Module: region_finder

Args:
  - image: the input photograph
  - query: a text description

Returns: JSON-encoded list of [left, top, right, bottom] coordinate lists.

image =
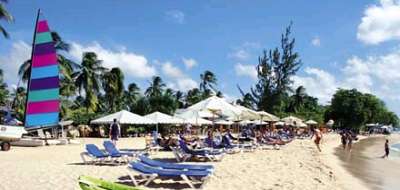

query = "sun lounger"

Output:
[[178, 140, 224, 162], [78, 175, 139, 190], [103, 141, 137, 162], [223, 136, 256, 152], [80, 144, 121, 164], [138, 155, 214, 171], [127, 161, 212, 189]]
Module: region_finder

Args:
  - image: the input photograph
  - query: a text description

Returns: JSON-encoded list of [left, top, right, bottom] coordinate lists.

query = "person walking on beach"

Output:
[[311, 127, 322, 152], [109, 118, 120, 146], [382, 139, 390, 158], [340, 131, 347, 150], [347, 131, 353, 152]]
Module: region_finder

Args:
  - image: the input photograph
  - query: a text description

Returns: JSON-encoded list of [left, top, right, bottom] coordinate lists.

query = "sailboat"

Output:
[[0, 10, 60, 151]]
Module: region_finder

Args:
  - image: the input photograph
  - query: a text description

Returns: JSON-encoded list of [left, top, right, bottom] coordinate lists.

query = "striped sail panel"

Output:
[[30, 65, 58, 79], [26, 100, 59, 114], [34, 42, 56, 55], [36, 20, 49, 33], [29, 76, 59, 90], [25, 112, 59, 127], [32, 53, 57, 68], [25, 19, 59, 128], [28, 89, 59, 102], [35, 32, 53, 44]]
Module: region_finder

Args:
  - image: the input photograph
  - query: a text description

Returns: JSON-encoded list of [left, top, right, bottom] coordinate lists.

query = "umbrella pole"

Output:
[[156, 123, 158, 133]]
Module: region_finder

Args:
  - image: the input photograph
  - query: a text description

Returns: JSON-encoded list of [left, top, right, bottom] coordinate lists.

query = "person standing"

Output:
[[382, 139, 390, 158], [340, 131, 347, 150], [109, 118, 120, 146]]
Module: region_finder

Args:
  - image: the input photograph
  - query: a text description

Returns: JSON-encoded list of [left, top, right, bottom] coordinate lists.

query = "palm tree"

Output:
[[0, 0, 13, 38], [236, 93, 254, 109], [145, 76, 165, 98], [11, 87, 26, 120], [0, 68, 9, 105], [200, 70, 217, 93], [73, 52, 106, 113], [185, 88, 203, 106], [288, 86, 306, 113], [174, 90, 185, 109], [125, 82, 141, 111], [103, 67, 124, 112]]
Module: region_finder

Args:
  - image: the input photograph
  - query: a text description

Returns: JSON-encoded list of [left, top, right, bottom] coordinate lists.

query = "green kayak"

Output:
[[78, 175, 140, 190]]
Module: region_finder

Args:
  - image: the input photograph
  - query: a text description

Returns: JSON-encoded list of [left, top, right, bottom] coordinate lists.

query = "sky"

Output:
[[1, 0, 400, 115]]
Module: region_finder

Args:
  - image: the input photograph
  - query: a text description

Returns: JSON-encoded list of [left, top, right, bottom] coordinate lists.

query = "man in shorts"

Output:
[[109, 118, 120, 146]]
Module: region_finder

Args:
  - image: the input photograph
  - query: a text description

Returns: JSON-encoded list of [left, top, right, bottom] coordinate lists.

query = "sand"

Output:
[[0, 134, 369, 190]]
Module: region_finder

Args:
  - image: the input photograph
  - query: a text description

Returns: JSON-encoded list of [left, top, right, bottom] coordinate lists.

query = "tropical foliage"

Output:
[[0, 0, 13, 38], [325, 89, 399, 131], [249, 24, 301, 115]]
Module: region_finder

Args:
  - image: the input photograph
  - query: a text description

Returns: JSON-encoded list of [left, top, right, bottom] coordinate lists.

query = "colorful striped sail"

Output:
[[25, 19, 59, 128]]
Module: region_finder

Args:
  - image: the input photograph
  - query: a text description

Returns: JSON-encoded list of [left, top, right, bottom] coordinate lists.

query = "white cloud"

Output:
[[182, 57, 197, 69], [234, 63, 257, 80], [161, 61, 197, 91], [357, 0, 400, 44], [228, 41, 260, 61], [229, 49, 250, 60], [293, 48, 400, 113], [311, 36, 321, 47], [292, 68, 338, 104], [0, 41, 31, 86], [165, 10, 185, 24], [69, 42, 156, 79]]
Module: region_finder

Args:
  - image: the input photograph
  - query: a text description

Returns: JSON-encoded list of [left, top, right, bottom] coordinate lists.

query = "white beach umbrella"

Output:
[[187, 96, 242, 119], [257, 111, 280, 122], [175, 110, 213, 126], [281, 116, 304, 126], [275, 121, 285, 126], [145, 111, 185, 132], [305, 120, 318, 125], [90, 110, 156, 125], [214, 119, 234, 125], [234, 105, 260, 120], [326, 119, 334, 127], [144, 111, 185, 124]]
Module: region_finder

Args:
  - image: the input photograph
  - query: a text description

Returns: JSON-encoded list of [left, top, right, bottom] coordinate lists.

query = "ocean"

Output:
[[335, 135, 400, 190]]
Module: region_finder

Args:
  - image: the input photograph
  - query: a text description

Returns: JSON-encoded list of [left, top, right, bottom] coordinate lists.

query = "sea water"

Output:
[[390, 142, 400, 157], [336, 136, 400, 190]]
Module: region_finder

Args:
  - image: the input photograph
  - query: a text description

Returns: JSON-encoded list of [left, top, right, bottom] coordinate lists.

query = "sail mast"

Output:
[[23, 9, 41, 127]]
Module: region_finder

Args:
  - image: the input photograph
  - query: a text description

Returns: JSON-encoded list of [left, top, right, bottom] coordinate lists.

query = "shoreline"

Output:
[[334, 134, 400, 190], [320, 134, 369, 190]]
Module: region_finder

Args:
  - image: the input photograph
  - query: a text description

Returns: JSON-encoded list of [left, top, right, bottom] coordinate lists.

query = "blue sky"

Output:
[[1, 0, 400, 115]]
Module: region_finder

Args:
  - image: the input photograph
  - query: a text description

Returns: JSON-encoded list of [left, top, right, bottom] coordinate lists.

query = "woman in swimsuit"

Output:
[[313, 127, 322, 152]]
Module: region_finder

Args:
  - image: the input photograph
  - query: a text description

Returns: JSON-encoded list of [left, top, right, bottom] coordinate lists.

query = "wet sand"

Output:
[[335, 134, 400, 190]]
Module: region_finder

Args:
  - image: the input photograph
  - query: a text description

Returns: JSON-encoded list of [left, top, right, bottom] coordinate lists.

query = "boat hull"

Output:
[[0, 125, 27, 142]]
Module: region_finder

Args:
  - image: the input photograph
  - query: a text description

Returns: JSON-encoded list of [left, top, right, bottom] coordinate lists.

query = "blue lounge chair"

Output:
[[138, 155, 214, 171], [127, 161, 212, 188], [80, 144, 120, 164], [223, 135, 256, 152], [103, 141, 137, 161], [178, 140, 224, 162]]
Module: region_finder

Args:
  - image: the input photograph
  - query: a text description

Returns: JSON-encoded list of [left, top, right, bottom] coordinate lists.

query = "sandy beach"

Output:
[[0, 134, 369, 190]]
